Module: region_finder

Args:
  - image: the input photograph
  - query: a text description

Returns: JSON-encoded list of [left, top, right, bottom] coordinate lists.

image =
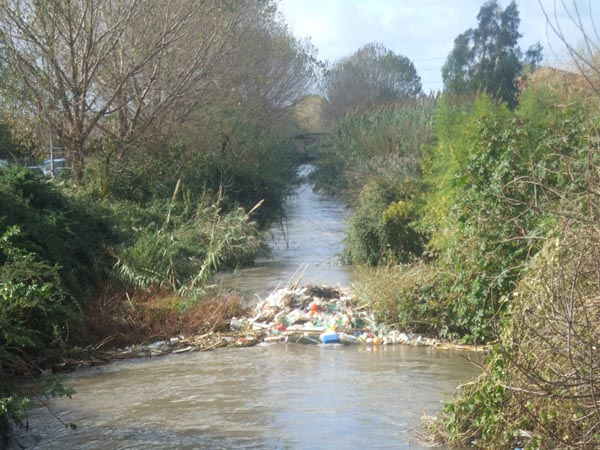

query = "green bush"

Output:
[[182, 115, 301, 226], [0, 167, 115, 302], [415, 92, 586, 341], [434, 226, 600, 449], [0, 226, 75, 440], [311, 99, 434, 270], [0, 226, 74, 353], [430, 83, 600, 448], [343, 179, 425, 265], [353, 89, 592, 343], [431, 350, 510, 447]]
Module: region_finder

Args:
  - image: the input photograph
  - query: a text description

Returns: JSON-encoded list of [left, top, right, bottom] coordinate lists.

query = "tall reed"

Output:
[[311, 96, 436, 201]]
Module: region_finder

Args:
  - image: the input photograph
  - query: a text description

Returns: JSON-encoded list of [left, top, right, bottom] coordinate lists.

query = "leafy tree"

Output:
[[224, 6, 319, 118], [324, 43, 422, 118], [442, 0, 542, 107]]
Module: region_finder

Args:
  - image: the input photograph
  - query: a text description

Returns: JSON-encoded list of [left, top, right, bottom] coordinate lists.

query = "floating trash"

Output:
[[234, 284, 437, 347]]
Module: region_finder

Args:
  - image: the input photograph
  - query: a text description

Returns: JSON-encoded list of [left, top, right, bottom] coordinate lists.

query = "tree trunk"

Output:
[[68, 139, 86, 182]]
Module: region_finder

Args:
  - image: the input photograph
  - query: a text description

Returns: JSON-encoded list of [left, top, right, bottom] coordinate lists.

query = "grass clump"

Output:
[[353, 262, 442, 332]]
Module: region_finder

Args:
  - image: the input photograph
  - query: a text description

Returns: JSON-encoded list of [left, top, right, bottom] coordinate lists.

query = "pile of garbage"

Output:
[[64, 285, 483, 371], [107, 285, 486, 363], [114, 331, 262, 359], [230, 285, 436, 347]]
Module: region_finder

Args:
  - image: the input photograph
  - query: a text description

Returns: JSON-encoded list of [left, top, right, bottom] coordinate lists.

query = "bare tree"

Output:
[[0, 0, 237, 179], [209, 3, 319, 125], [102, 1, 242, 151], [539, 0, 600, 97], [180, 1, 320, 153]]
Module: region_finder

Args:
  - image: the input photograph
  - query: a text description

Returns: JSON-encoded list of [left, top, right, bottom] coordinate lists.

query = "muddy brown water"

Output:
[[15, 165, 481, 449]]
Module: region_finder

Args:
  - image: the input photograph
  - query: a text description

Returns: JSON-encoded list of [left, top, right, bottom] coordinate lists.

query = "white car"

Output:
[[42, 158, 70, 178]]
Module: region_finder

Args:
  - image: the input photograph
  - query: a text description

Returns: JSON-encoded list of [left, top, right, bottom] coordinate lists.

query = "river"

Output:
[[15, 165, 479, 449], [221, 165, 353, 298]]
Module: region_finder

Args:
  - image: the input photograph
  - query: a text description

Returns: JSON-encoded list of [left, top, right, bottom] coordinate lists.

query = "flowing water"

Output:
[[15, 165, 480, 449], [221, 165, 353, 298], [19, 345, 478, 450]]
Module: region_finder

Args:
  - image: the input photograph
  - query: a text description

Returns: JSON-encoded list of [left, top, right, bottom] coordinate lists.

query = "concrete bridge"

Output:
[[294, 132, 330, 158]]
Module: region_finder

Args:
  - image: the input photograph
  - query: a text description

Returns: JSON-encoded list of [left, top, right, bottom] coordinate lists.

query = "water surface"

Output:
[[19, 345, 479, 449], [222, 165, 353, 298]]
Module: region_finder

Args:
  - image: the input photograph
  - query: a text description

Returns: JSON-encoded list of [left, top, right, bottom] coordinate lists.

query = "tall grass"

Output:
[[311, 97, 436, 201], [114, 195, 265, 300]]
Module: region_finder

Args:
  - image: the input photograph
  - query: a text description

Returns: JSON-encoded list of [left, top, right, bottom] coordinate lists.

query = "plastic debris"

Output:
[[320, 331, 340, 344], [236, 285, 439, 347]]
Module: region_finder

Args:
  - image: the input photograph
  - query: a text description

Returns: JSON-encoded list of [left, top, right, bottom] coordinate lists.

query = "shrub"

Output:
[[0, 226, 75, 441], [415, 92, 589, 342], [432, 80, 600, 448], [0, 226, 74, 355], [343, 179, 425, 265], [0, 167, 115, 302], [115, 201, 265, 297], [433, 226, 600, 449], [85, 113, 301, 227]]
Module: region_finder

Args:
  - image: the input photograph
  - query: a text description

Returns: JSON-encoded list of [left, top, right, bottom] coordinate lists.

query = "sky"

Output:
[[279, 0, 597, 93]]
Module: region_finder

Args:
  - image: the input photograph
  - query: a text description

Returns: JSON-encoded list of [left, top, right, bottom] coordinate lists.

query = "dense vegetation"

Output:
[[0, 0, 317, 442], [318, 69, 599, 450], [1, 0, 598, 448]]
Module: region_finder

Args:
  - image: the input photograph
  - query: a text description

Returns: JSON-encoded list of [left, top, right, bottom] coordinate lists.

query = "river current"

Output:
[[16, 165, 479, 449]]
